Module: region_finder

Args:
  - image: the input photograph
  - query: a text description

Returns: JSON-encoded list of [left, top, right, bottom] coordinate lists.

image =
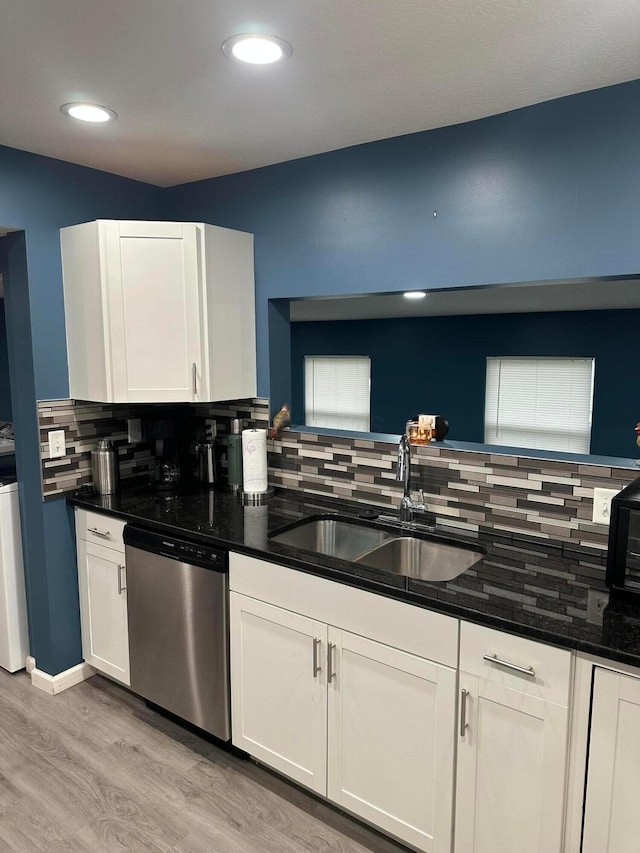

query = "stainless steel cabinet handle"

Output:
[[117, 564, 126, 595], [483, 653, 536, 678], [192, 363, 197, 395], [312, 637, 321, 678], [327, 642, 336, 683], [460, 688, 469, 737], [87, 527, 111, 539]]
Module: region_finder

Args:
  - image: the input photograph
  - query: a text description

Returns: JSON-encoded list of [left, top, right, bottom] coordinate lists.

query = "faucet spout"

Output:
[[397, 431, 416, 522]]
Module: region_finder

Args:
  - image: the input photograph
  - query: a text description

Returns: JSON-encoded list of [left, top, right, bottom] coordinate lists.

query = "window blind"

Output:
[[484, 357, 595, 453], [304, 356, 371, 431]]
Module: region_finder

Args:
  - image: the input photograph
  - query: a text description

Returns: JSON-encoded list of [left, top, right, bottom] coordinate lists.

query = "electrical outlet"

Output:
[[48, 429, 66, 459], [127, 418, 142, 444], [205, 419, 217, 440], [586, 589, 609, 623], [592, 487, 620, 525]]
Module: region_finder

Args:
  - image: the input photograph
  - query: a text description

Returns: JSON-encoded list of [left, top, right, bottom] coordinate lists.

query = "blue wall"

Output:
[[165, 80, 640, 403], [0, 146, 162, 674], [1, 79, 640, 675], [0, 301, 13, 421], [290, 309, 640, 458]]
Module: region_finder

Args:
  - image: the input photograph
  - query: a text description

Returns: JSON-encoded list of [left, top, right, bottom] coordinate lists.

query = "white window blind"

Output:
[[304, 356, 371, 431], [484, 357, 595, 453]]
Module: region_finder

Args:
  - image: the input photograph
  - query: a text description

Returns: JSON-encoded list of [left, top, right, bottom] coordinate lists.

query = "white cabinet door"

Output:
[[62, 219, 256, 403], [230, 592, 328, 795], [327, 628, 456, 853], [105, 221, 204, 402], [76, 538, 129, 684], [455, 673, 569, 853], [583, 668, 640, 853]]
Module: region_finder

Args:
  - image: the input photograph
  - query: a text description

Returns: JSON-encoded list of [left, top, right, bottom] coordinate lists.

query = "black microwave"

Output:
[[606, 477, 640, 596]]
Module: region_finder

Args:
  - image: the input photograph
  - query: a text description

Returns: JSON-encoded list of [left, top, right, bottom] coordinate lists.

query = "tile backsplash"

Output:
[[268, 429, 639, 554], [38, 400, 154, 499], [38, 397, 638, 553], [37, 398, 269, 500]]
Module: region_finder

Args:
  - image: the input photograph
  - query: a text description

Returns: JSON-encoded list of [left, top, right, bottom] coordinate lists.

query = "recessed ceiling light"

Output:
[[222, 34, 292, 65], [60, 103, 118, 123], [403, 291, 427, 300]]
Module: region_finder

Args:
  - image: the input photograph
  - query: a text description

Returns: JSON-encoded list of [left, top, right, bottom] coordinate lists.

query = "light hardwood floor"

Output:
[[0, 669, 408, 852]]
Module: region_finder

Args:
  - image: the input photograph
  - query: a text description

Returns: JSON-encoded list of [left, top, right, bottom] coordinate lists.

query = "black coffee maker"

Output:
[[147, 417, 182, 491]]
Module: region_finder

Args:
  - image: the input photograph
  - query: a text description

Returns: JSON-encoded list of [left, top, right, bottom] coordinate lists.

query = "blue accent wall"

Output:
[[0, 301, 12, 421], [290, 309, 640, 458], [165, 80, 640, 401], [0, 146, 162, 675]]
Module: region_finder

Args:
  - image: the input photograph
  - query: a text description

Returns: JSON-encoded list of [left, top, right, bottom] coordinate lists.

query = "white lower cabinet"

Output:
[[75, 509, 130, 685], [454, 623, 572, 853], [582, 667, 640, 853], [229, 593, 328, 794], [230, 553, 458, 853], [327, 628, 456, 852]]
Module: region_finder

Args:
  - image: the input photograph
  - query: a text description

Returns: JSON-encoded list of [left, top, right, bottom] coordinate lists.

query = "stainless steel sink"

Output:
[[354, 535, 483, 581], [270, 518, 393, 561], [270, 515, 484, 583]]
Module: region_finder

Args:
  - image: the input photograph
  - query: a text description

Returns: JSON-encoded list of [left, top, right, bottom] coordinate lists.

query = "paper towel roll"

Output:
[[242, 428, 268, 493]]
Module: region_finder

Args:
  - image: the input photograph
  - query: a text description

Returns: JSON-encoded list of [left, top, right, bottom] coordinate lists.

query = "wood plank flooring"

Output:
[[0, 669, 408, 852]]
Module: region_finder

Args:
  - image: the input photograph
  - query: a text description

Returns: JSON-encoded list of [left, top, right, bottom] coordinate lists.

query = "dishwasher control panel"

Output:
[[159, 538, 225, 566], [123, 523, 228, 572]]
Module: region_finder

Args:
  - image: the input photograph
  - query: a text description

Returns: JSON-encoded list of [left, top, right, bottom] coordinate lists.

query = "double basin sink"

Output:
[[270, 515, 484, 582]]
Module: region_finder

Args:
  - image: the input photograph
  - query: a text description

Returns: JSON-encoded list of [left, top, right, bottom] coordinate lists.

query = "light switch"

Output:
[[48, 429, 66, 459], [592, 487, 620, 525], [127, 418, 142, 444]]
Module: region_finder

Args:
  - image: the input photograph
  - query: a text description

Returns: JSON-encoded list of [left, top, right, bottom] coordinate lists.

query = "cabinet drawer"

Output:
[[460, 621, 572, 706], [75, 508, 125, 552]]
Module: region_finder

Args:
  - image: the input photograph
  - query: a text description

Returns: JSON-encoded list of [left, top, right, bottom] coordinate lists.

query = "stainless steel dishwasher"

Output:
[[123, 524, 230, 741]]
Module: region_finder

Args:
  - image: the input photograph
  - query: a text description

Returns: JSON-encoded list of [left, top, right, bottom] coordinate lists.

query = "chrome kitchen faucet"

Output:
[[397, 430, 428, 523]]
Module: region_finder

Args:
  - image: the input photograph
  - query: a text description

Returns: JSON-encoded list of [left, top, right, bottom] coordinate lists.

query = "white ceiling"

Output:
[[0, 1, 639, 187]]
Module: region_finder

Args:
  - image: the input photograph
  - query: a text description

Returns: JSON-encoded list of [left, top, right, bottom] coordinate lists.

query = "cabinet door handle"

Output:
[[87, 527, 111, 539], [312, 637, 322, 678], [117, 564, 126, 595], [460, 688, 469, 737], [192, 363, 197, 396], [483, 653, 535, 678], [327, 642, 336, 683]]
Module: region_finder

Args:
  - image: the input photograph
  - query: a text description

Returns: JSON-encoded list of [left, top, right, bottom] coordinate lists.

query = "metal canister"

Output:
[[196, 441, 217, 487], [91, 440, 119, 494]]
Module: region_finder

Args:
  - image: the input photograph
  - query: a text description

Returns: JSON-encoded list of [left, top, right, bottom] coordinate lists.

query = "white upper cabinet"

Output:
[[60, 220, 256, 403]]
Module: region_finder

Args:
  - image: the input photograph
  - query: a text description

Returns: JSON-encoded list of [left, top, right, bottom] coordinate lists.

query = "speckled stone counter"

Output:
[[68, 485, 640, 670]]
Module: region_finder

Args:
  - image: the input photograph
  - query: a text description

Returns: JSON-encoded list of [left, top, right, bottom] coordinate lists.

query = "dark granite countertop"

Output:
[[68, 485, 640, 670]]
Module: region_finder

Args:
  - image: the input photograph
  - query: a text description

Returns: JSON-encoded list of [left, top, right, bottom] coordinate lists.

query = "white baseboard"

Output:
[[30, 661, 96, 695]]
